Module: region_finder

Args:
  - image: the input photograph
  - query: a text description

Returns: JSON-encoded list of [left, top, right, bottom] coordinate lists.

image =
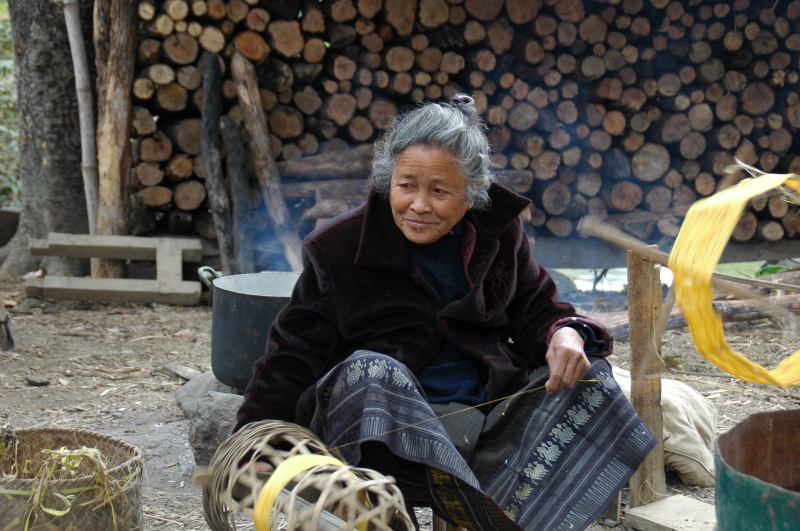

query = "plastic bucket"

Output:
[[715, 410, 800, 530]]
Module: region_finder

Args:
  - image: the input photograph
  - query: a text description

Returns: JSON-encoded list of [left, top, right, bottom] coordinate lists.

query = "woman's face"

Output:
[[389, 144, 471, 245]]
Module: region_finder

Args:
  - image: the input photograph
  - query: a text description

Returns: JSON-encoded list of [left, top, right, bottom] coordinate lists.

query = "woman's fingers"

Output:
[[545, 327, 590, 394], [253, 460, 274, 473]]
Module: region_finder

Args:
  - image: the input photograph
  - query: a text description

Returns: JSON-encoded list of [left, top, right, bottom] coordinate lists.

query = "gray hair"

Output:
[[369, 94, 495, 211]]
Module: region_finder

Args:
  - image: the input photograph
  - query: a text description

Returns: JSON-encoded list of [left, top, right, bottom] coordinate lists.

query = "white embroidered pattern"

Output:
[[367, 358, 390, 380], [582, 388, 604, 410], [391, 368, 414, 389], [537, 441, 562, 464], [346, 359, 365, 386], [506, 377, 609, 514], [550, 424, 576, 445], [339, 355, 417, 392], [523, 462, 547, 481], [331, 379, 346, 400], [567, 405, 590, 425]]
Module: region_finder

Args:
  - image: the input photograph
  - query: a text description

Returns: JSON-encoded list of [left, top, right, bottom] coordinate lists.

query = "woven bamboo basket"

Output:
[[201, 420, 414, 531], [0, 426, 144, 531]]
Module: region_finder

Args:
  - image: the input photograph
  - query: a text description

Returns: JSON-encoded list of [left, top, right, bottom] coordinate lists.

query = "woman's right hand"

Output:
[[252, 460, 274, 474]]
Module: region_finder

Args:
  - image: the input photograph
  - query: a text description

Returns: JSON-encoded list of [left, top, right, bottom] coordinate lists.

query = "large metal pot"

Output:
[[198, 267, 300, 390]]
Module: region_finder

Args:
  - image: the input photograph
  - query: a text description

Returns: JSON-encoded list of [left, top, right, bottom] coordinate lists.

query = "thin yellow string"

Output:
[[668, 170, 800, 387], [251, 379, 600, 526], [327, 379, 599, 454]]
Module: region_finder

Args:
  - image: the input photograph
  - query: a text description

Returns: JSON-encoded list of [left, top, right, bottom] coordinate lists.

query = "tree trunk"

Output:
[[1, 0, 94, 278], [93, 0, 137, 278]]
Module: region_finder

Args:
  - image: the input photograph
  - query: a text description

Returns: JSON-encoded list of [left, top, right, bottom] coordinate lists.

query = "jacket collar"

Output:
[[354, 182, 531, 270]]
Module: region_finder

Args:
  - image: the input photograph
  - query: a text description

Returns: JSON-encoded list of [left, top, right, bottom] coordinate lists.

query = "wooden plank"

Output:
[[625, 495, 716, 530], [25, 277, 201, 305], [29, 233, 202, 261], [533, 236, 800, 269], [627, 249, 667, 508], [601, 492, 622, 521], [157, 238, 185, 291]]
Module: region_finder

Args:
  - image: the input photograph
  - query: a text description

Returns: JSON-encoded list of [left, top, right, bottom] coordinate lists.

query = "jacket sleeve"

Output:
[[234, 239, 340, 431], [506, 219, 613, 366]]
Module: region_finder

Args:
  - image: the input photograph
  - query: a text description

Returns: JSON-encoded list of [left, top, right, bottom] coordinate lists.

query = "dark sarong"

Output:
[[310, 351, 657, 531]]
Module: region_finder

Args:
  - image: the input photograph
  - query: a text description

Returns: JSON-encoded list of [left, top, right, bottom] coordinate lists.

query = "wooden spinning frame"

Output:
[[198, 420, 414, 531]]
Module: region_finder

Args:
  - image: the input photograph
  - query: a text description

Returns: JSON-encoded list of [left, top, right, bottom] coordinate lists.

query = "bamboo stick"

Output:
[[61, 0, 98, 235], [576, 216, 800, 298]]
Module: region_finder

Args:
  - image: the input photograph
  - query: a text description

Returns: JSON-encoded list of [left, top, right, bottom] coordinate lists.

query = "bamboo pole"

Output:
[[60, 0, 98, 236], [576, 216, 800, 301]]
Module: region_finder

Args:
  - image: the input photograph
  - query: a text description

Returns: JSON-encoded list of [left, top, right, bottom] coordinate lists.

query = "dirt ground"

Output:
[[2, 276, 799, 530]]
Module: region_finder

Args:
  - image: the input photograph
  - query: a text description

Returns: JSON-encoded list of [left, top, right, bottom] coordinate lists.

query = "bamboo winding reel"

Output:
[[198, 420, 414, 531]]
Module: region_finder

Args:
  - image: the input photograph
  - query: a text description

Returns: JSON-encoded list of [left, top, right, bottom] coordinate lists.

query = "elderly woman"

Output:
[[236, 95, 656, 530]]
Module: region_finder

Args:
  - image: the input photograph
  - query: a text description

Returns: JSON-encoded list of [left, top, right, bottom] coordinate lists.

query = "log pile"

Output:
[[131, 0, 800, 272]]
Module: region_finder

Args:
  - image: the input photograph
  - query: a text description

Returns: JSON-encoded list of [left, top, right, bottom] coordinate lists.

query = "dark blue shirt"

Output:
[[407, 223, 488, 405]]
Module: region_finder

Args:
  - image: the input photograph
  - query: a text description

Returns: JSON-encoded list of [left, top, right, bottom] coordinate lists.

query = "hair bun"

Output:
[[450, 94, 474, 107]]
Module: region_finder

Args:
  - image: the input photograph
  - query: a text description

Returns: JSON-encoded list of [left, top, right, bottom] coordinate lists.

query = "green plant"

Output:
[[0, 9, 20, 209]]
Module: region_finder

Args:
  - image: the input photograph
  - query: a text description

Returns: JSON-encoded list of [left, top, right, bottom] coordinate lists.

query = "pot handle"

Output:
[[197, 266, 221, 290]]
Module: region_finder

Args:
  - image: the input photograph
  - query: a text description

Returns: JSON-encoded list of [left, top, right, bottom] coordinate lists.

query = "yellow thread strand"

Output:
[[328, 379, 599, 454], [253, 454, 344, 531], [250, 380, 603, 527], [668, 170, 800, 387]]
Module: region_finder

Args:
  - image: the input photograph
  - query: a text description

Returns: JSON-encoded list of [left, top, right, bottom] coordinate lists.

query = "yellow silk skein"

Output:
[[253, 454, 370, 531], [668, 170, 800, 387]]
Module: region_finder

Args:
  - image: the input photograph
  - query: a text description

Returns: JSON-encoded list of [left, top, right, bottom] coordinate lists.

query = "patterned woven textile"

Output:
[[311, 351, 657, 531]]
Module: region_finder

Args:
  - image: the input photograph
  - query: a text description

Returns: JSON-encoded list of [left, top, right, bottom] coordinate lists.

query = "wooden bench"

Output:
[[26, 233, 203, 305]]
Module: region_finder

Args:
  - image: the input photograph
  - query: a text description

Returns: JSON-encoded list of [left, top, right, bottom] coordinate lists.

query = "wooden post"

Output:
[[93, 0, 138, 278], [231, 51, 303, 272], [627, 249, 667, 507], [219, 115, 256, 274], [201, 51, 236, 276]]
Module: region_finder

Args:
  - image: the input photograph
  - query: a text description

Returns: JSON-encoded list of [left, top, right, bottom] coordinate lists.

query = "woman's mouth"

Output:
[[405, 218, 431, 229]]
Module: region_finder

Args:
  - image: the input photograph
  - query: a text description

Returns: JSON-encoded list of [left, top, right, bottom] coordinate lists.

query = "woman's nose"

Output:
[[410, 192, 432, 212]]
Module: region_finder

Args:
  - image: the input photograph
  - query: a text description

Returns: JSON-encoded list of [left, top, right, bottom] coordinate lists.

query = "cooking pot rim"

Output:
[[199, 267, 300, 298]]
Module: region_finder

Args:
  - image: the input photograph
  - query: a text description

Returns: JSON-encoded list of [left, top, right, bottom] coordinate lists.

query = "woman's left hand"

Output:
[[544, 327, 591, 394]]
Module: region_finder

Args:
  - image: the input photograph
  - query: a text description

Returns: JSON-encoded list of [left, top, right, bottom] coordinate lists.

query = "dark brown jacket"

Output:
[[235, 184, 612, 429]]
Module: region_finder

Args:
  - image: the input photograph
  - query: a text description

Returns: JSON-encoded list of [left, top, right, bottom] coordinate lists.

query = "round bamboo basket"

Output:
[[0, 426, 143, 531], [202, 420, 413, 531]]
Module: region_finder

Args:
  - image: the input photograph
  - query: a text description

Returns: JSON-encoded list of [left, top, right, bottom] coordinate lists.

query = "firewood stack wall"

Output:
[[132, 0, 800, 271]]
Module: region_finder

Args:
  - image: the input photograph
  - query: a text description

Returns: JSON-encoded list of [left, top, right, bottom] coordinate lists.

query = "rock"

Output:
[[165, 362, 202, 381], [174, 370, 237, 411], [186, 391, 243, 466], [26, 375, 50, 386], [174, 370, 243, 466]]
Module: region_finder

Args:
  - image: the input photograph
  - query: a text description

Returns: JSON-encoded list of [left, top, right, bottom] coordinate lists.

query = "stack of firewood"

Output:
[[130, 0, 800, 270]]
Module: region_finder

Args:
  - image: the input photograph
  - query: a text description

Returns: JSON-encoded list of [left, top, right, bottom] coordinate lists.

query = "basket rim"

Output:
[[2, 426, 143, 487]]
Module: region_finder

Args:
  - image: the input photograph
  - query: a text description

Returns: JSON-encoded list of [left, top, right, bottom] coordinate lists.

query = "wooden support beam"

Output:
[[432, 515, 466, 531], [25, 277, 201, 305], [25, 233, 203, 305], [627, 249, 667, 508], [29, 233, 202, 261], [625, 495, 716, 530]]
